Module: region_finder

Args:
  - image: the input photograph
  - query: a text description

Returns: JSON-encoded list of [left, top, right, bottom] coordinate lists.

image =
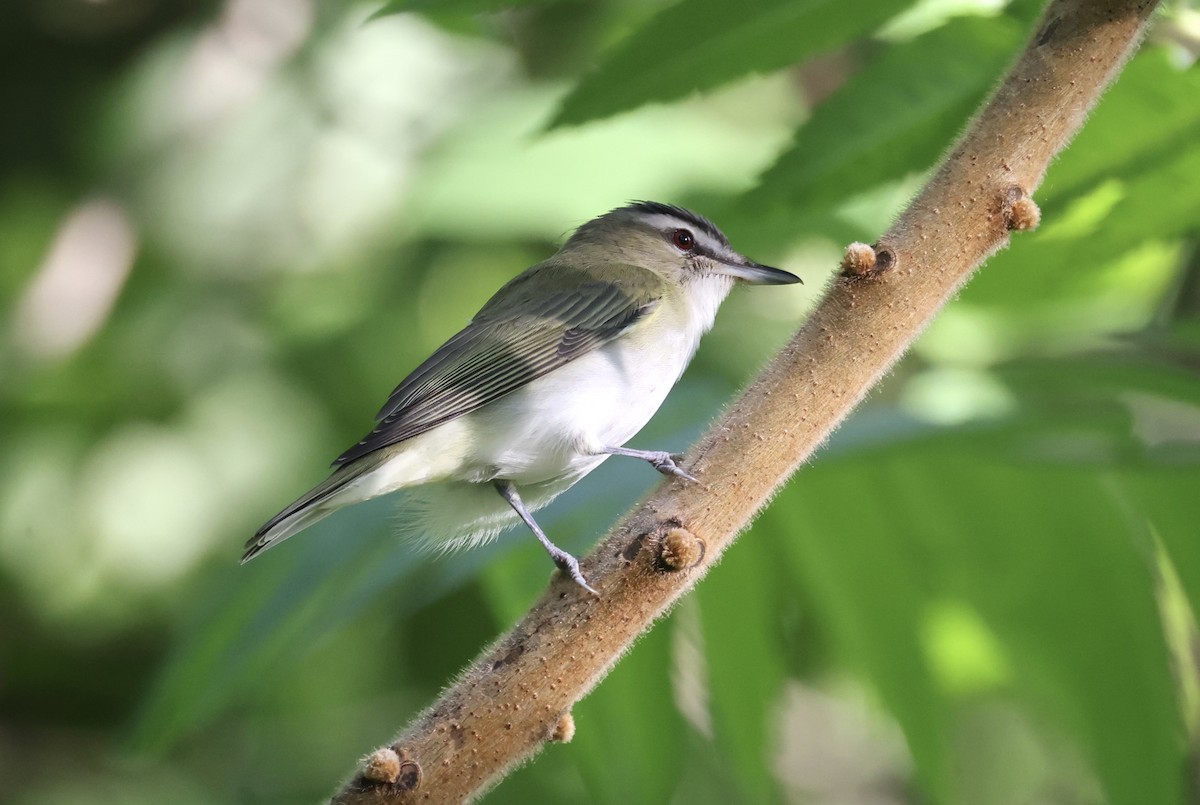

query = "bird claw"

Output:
[[554, 553, 599, 596], [651, 453, 698, 483]]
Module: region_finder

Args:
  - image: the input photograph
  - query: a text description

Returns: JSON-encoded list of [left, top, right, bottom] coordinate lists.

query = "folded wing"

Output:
[[333, 263, 662, 467]]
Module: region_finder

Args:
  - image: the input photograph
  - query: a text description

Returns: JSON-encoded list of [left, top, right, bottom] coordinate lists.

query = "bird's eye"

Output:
[[671, 228, 695, 251]]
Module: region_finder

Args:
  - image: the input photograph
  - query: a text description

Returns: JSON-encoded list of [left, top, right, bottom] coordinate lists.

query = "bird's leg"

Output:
[[494, 480, 598, 596], [601, 446, 698, 483]]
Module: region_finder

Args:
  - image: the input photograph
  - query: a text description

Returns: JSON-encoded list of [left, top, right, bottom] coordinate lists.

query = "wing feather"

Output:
[[333, 263, 662, 467]]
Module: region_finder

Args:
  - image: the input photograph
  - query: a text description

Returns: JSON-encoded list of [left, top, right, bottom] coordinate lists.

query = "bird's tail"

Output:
[[243, 458, 381, 563]]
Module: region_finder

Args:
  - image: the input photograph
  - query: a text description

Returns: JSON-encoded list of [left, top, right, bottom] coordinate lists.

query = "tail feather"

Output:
[[242, 505, 336, 563], [243, 461, 377, 562]]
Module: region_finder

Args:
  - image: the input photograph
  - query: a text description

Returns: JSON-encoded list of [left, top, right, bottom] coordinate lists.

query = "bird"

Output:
[[244, 201, 800, 593]]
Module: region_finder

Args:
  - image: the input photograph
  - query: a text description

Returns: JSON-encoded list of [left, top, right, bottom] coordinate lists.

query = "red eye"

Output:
[[672, 228, 695, 251]]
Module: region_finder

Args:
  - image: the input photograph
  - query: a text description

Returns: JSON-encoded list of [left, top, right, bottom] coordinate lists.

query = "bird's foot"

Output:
[[603, 446, 697, 483], [649, 452, 698, 483], [551, 549, 599, 597]]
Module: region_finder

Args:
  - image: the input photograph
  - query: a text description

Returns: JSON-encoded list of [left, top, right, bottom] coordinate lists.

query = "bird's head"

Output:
[[563, 201, 800, 288]]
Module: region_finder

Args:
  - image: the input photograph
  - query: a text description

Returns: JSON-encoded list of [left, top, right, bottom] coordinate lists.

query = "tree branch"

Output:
[[332, 1, 1159, 801]]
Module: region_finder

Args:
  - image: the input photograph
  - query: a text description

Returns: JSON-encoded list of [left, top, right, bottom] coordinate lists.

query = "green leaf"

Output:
[[993, 350, 1200, 626], [1032, 51, 1200, 205], [770, 458, 953, 799], [550, 0, 915, 129], [749, 16, 1021, 222], [698, 523, 791, 802], [961, 50, 1200, 309], [773, 435, 1185, 804], [568, 620, 686, 804], [1124, 466, 1200, 625]]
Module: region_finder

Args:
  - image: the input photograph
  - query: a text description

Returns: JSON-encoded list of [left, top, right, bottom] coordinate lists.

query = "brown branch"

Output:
[[332, 1, 1159, 802]]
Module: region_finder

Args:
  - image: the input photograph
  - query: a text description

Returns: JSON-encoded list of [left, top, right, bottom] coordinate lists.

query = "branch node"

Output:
[[839, 242, 877, 277], [657, 527, 705, 571], [395, 759, 421, 792], [841, 242, 897, 280], [549, 712, 575, 743], [1002, 187, 1041, 232], [874, 247, 897, 273], [361, 748, 402, 785]]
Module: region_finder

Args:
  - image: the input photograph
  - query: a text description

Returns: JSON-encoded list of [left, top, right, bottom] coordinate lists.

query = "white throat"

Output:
[[685, 274, 737, 337]]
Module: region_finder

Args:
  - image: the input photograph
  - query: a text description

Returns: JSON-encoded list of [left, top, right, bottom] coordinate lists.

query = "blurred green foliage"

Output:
[[2, 0, 1199, 802]]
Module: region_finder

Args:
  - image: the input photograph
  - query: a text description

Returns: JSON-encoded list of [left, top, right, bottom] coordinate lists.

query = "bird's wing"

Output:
[[332, 263, 663, 467]]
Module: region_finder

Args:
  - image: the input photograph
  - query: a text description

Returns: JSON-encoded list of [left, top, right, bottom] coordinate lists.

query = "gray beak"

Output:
[[714, 258, 802, 285]]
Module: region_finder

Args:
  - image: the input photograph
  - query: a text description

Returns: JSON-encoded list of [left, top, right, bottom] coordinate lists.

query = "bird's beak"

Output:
[[713, 257, 802, 285]]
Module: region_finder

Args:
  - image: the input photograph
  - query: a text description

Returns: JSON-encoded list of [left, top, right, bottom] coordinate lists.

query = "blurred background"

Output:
[[2, 0, 1200, 802]]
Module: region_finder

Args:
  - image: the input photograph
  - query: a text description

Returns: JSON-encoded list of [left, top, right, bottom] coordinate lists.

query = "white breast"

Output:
[[462, 273, 733, 485]]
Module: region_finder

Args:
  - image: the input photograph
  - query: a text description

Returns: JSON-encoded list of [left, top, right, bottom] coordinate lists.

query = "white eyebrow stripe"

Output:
[[640, 212, 693, 232], [693, 230, 726, 255]]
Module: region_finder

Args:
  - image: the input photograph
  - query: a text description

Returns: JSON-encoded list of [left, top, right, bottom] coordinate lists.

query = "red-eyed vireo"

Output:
[[244, 202, 800, 593]]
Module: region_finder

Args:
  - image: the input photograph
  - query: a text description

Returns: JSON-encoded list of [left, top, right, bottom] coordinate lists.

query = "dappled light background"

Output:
[[2, 0, 1199, 803]]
